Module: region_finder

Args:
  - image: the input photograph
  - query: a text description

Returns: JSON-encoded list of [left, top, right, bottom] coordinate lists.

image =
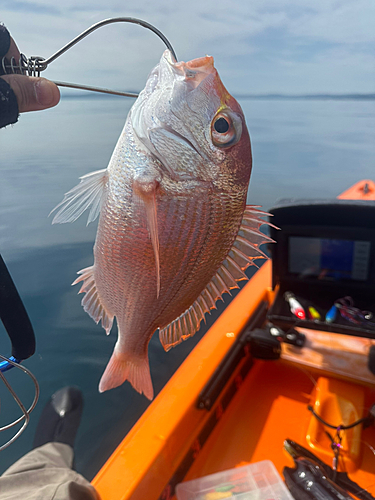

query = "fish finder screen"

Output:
[[288, 237, 371, 281]]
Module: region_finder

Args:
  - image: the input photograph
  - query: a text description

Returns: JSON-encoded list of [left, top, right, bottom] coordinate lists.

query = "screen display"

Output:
[[288, 236, 371, 281]]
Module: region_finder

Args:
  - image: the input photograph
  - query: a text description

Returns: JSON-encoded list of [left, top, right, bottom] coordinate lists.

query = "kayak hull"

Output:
[[92, 260, 375, 499]]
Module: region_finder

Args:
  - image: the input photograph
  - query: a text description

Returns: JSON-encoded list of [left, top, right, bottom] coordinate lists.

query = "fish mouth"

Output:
[[177, 55, 215, 74], [130, 49, 217, 171], [164, 50, 216, 88]]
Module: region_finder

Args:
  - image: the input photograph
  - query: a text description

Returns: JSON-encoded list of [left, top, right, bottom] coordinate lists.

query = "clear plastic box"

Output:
[[175, 460, 294, 500]]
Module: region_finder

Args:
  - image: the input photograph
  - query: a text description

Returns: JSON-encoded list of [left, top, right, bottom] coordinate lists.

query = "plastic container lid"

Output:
[[176, 460, 294, 500]]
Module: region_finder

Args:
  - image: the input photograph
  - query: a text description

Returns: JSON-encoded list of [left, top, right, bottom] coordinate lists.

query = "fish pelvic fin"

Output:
[[72, 266, 114, 335], [50, 169, 108, 225], [159, 205, 276, 352], [133, 176, 160, 298], [98, 349, 154, 400]]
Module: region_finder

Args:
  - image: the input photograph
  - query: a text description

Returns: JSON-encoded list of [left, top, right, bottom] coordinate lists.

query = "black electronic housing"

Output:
[[248, 328, 282, 360], [267, 199, 375, 339]]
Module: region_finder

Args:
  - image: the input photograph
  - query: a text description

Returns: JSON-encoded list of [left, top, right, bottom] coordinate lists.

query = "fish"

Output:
[[52, 49, 272, 399]]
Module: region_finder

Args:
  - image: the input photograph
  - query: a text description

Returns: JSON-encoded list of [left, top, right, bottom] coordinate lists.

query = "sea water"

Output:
[[0, 95, 374, 478]]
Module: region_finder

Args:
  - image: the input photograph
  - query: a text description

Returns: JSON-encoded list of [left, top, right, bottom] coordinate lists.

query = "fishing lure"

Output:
[[334, 297, 375, 328], [308, 306, 321, 321], [284, 292, 306, 320], [325, 304, 337, 323]]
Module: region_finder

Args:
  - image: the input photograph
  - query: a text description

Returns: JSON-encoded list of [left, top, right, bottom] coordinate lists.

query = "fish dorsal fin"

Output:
[[72, 266, 114, 335], [230, 205, 276, 269], [133, 177, 160, 297], [51, 169, 108, 224], [159, 205, 275, 352]]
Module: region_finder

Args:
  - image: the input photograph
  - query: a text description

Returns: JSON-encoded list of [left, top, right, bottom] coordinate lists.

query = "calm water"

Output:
[[0, 95, 374, 478]]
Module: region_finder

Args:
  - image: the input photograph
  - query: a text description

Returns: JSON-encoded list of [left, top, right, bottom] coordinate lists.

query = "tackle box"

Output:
[[175, 460, 294, 500], [267, 199, 375, 339]]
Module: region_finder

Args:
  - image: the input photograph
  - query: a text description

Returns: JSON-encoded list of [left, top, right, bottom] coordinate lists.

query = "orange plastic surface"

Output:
[[306, 377, 364, 472], [183, 363, 375, 497], [338, 179, 375, 200]]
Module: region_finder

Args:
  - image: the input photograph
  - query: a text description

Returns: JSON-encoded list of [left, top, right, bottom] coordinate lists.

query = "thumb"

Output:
[[0, 75, 60, 112]]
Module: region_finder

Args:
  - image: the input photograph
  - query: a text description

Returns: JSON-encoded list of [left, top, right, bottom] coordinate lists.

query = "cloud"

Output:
[[2, 0, 60, 15], [1, 0, 374, 94]]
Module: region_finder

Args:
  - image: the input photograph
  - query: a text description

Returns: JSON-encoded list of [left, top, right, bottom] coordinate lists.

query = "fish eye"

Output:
[[214, 117, 229, 133], [211, 110, 242, 148]]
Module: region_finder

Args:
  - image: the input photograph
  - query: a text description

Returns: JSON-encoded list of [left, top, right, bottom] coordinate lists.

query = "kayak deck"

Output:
[[183, 360, 375, 496]]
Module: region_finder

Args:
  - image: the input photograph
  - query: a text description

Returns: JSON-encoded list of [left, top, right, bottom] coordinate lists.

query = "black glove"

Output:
[[0, 23, 19, 128]]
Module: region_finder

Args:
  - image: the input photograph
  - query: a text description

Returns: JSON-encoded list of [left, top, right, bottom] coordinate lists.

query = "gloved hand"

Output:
[[0, 24, 60, 128]]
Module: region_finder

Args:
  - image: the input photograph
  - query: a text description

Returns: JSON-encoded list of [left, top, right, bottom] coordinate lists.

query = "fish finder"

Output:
[[267, 199, 375, 338]]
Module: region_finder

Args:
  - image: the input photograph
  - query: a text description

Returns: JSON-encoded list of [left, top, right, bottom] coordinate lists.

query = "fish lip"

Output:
[[163, 50, 216, 87], [164, 49, 214, 71]]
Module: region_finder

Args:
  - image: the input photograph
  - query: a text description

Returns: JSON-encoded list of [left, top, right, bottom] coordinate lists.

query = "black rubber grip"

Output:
[[0, 254, 35, 360]]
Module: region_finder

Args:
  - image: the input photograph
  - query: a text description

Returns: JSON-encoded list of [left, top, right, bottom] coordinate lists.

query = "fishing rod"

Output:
[[1, 17, 178, 98]]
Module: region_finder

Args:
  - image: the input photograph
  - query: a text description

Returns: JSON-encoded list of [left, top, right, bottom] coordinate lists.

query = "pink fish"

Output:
[[52, 50, 271, 399]]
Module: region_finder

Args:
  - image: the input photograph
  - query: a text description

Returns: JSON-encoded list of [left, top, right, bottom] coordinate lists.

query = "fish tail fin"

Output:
[[98, 349, 154, 400]]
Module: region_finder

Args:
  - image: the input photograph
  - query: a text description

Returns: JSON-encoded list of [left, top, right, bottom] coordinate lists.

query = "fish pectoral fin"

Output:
[[133, 176, 160, 298], [99, 348, 154, 400], [50, 169, 108, 225], [159, 206, 275, 352], [72, 266, 114, 335]]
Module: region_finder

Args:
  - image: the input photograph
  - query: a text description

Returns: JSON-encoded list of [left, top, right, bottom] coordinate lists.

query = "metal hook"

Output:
[[1, 17, 178, 98]]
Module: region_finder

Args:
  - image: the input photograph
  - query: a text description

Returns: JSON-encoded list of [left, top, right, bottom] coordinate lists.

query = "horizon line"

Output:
[[60, 90, 375, 100]]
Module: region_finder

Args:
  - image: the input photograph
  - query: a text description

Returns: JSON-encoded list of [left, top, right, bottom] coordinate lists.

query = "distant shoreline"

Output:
[[60, 91, 375, 101], [235, 93, 375, 100]]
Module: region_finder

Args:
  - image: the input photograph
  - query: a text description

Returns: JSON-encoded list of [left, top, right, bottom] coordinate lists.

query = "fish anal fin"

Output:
[[51, 169, 108, 225], [133, 177, 160, 298], [72, 266, 114, 335], [159, 287, 217, 352], [159, 262, 243, 353], [98, 349, 154, 400]]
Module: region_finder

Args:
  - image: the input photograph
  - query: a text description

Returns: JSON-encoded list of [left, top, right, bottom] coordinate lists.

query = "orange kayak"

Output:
[[338, 180, 375, 200], [92, 180, 375, 500]]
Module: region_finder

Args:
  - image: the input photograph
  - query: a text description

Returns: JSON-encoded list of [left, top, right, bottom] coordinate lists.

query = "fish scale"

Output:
[[156, 196, 230, 322], [156, 196, 243, 321], [52, 50, 273, 399]]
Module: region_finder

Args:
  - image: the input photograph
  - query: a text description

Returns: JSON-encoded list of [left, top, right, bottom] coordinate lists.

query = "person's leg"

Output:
[[0, 442, 98, 499], [0, 387, 99, 500]]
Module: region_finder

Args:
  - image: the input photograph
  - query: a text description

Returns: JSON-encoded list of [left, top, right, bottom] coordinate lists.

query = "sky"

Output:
[[1, 0, 375, 96]]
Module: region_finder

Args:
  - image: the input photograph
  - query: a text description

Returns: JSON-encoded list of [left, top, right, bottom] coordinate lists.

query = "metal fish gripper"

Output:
[[1, 17, 178, 98]]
